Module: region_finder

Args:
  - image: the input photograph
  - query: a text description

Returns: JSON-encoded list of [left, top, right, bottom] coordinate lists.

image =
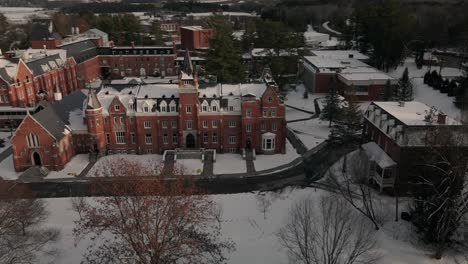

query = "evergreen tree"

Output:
[[320, 78, 342, 128], [206, 15, 245, 83], [328, 95, 363, 146], [395, 67, 413, 101], [447, 80, 457, 96], [423, 71, 431, 85]]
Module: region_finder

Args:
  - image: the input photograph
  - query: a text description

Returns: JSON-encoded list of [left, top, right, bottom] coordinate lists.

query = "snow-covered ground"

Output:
[[389, 58, 463, 120], [87, 154, 163, 177], [0, 131, 12, 153], [284, 84, 324, 113], [286, 107, 312, 121], [0, 155, 21, 180], [175, 159, 204, 175], [213, 154, 247, 174], [46, 154, 89, 179], [254, 140, 300, 171], [287, 118, 331, 150], [39, 186, 467, 264]]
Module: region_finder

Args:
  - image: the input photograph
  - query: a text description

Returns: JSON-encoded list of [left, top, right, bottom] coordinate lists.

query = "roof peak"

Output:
[[87, 89, 102, 110], [181, 49, 194, 77]]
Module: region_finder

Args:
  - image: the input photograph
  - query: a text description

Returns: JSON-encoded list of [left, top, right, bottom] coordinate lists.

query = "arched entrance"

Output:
[[32, 152, 42, 166], [186, 134, 195, 148]]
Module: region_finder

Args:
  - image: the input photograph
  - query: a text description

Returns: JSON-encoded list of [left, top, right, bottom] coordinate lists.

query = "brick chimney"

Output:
[[437, 113, 447, 124]]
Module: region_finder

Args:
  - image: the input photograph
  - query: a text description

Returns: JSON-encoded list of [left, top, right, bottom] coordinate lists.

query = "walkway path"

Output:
[[78, 160, 97, 178], [201, 151, 214, 177], [245, 149, 256, 175], [0, 146, 12, 163], [161, 153, 175, 175]]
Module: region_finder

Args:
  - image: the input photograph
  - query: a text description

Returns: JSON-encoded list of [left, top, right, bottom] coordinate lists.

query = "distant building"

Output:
[[363, 101, 466, 192], [180, 26, 215, 50], [301, 50, 396, 101], [11, 52, 287, 172]]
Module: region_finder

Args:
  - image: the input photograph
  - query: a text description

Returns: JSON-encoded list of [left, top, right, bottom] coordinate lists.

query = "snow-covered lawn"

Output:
[[284, 84, 324, 113], [286, 107, 312, 121], [40, 187, 467, 264], [87, 154, 163, 177], [288, 118, 331, 150], [254, 140, 300, 171], [175, 159, 204, 175], [46, 154, 89, 179], [213, 154, 247, 175], [389, 58, 462, 120], [0, 155, 21, 180]]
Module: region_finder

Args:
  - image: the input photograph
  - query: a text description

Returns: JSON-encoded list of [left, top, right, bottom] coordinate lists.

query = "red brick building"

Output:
[[11, 53, 286, 172], [180, 26, 214, 50], [301, 51, 396, 101], [362, 101, 465, 192]]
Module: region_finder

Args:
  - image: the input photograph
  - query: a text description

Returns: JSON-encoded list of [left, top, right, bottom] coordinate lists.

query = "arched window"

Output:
[[26, 133, 39, 147]]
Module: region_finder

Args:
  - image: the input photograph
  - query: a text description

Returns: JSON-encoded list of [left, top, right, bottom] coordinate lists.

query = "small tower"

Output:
[[85, 89, 106, 156], [179, 49, 198, 89]]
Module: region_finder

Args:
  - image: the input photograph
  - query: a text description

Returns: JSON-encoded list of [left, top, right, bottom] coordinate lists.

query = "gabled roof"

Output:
[[59, 39, 97, 63], [25, 54, 62, 76], [31, 90, 88, 140]]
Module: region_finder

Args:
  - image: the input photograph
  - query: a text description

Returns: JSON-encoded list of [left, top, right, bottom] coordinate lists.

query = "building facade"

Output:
[[362, 101, 466, 193], [11, 53, 286, 172]]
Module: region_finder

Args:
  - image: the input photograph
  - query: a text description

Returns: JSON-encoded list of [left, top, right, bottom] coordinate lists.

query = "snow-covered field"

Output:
[[175, 159, 204, 175], [254, 140, 300, 171], [46, 154, 89, 179], [286, 107, 312, 121], [284, 84, 324, 113], [87, 154, 163, 177], [0, 155, 21, 180], [287, 118, 331, 150], [389, 58, 463, 120], [39, 186, 467, 264], [213, 153, 247, 174]]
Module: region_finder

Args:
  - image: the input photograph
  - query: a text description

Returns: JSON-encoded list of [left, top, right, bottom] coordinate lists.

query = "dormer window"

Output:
[[143, 105, 149, 112]]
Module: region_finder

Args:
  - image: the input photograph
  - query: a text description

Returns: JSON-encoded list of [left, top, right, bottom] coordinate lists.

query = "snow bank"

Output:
[[213, 154, 247, 174]]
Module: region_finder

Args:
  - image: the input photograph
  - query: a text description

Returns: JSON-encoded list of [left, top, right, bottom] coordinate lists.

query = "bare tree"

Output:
[[256, 192, 273, 220], [326, 151, 382, 230], [410, 126, 468, 259], [0, 180, 59, 264], [277, 195, 379, 264], [72, 158, 234, 264]]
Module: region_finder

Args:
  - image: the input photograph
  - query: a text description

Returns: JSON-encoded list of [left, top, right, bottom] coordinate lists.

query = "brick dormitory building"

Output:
[[10, 53, 286, 172]]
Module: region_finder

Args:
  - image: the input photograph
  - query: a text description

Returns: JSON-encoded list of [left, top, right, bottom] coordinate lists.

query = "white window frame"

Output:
[[186, 105, 192, 113], [163, 134, 168, 144], [202, 120, 208, 128], [162, 121, 168, 128], [228, 121, 236, 128], [212, 120, 218, 128], [246, 123, 252, 133], [186, 120, 193, 130], [145, 134, 152, 145], [144, 121, 151, 129], [212, 133, 218, 144], [115, 132, 126, 144], [229, 136, 236, 144]]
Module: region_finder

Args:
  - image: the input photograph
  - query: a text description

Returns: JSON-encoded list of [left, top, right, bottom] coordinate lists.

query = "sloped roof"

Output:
[[25, 54, 62, 76], [84, 28, 108, 37], [32, 90, 87, 140], [59, 39, 97, 63], [362, 142, 397, 168]]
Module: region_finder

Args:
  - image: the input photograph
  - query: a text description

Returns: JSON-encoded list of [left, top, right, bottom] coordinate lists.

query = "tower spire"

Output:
[[182, 49, 194, 76]]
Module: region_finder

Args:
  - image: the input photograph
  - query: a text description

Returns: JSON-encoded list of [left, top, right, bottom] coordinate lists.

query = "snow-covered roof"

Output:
[[372, 101, 461, 126], [252, 48, 297, 57], [310, 50, 369, 61], [303, 56, 344, 69], [67, 108, 87, 132], [338, 72, 396, 86], [180, 26, 204, 31], [362, 142, 397, 168], [304, 25, 329, 44], [186, 12, 258, 18], [199, 83, 267, 98]]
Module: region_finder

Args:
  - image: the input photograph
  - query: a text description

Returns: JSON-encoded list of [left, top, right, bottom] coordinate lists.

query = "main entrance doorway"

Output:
[[32, 152, 42, 166], [186, 134, 195, 148]]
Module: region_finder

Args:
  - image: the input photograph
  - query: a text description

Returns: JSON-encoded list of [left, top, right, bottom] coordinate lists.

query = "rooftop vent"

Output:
[[144, 94, 148, 99]]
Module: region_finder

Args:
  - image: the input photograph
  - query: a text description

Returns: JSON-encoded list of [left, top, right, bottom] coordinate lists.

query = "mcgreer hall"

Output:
[[10, 52, 287, 172]]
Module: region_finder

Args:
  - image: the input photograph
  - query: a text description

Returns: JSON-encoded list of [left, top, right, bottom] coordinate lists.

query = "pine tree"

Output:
[[447, 80, 457, 96], [423, 71, 431, 85], [328, 96, 363, 146], [454, 71, 468, 109], [320, 78, 342, 128], [206, 15, 245, 83], [395, 67, 413, 101]]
